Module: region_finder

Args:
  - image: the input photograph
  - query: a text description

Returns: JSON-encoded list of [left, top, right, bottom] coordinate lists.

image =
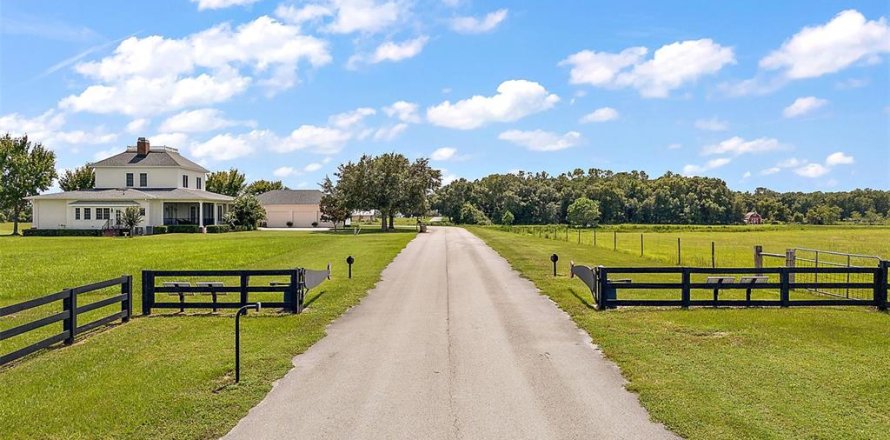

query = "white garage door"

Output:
[[266, 209, 319, 227]]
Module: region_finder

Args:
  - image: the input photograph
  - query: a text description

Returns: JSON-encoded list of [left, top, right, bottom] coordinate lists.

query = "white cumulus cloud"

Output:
[[694, 117, 728, 131], [702, 136, 786, 156], [498, 129, 582, 152], [350, 36, 429, 67], [825, 151, 855, 166], [682, 158, 732, 176], [794, 163, 830, 178], [427, 80, 559, 130], [159, 108, 253, 133], [431, 147, 457, 161], [192, 0, 259, 10], [783, 96, 828, 118], [450, 9, 508, 34], [383, 101, 420, 123], [560, 39, 735, 98], [580, 107, 619, 123], [760, 9, 890, 79]]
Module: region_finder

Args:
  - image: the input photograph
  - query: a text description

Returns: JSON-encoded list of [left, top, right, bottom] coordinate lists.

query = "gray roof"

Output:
[[91, 148, 209, 173], [28, 188, 233, 202], [256, 189, 322, 205]]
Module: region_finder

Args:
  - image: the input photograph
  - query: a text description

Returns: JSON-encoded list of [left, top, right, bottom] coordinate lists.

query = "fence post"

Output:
[[677, 238, 681, 266], [814, 250, 820, 286], [681, 268, 691, 309], [121, 275, 132, 323], [875, 261, 888, 311], [593, 230, 597, 247], [640, 234, 644, 257], [578, 229, 581, 244], [780, 268, 790, 307], [141, 270, 154, 316], [785, 249, 796, 284], [240, 273, 250, 312], [754, 245, 763, 274], [62, 288, 76, 345], [613, 231, 617, 251], [711, 242, 716, 268]]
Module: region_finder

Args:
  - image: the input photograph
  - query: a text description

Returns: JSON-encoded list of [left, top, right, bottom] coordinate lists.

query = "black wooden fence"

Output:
[[141, 267, 330, 315], [1, 276, 133, 366], [573, 261, 889, 310]]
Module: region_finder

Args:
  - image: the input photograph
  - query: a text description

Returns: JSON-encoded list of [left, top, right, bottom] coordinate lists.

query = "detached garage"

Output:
[[257, 189, 333, 228]]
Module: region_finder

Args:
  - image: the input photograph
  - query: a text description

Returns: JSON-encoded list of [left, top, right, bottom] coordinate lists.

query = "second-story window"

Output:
[[197, 177, 202, 190], [126, 173, 134, 187], [139, 173, 147, 187], [182, 175, 189, 188]]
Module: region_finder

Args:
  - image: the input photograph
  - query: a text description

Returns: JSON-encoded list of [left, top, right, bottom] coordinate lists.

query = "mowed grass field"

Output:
[[470, 226, 890, 439], [506, 224, 890, 267], [0, 229, 415, 439], [0, 221, 30, 235]]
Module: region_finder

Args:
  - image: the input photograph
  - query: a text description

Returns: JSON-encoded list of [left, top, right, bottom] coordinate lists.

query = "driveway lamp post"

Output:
[[550, 253, 559, 277], [235, 303, 261, 383], [346, 255, 355, 279]]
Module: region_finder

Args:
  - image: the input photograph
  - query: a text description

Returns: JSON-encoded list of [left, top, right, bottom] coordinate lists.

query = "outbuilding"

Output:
[[257, 189, 332, 228]]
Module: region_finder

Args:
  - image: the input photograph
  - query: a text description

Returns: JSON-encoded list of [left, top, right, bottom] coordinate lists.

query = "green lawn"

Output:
[[0, 230, 415, 439], [469, 226, 890, 440]]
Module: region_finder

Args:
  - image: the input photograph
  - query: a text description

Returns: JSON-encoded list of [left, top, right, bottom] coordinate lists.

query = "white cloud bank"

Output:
[[426, 80, 559, 129], [560, 39, 735, 97]]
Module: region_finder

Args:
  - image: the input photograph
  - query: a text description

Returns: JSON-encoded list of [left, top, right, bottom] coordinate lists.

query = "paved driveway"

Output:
[[224, 227, 677, 439]]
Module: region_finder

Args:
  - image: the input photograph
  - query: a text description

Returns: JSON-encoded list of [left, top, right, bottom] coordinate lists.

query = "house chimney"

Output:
[[136, 137, 150, 155]]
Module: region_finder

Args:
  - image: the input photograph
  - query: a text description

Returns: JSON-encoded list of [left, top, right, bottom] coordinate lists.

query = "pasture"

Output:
[[0, 230, 415, 439], [470, 226, 890, 439], [504, 224, 890, 267]]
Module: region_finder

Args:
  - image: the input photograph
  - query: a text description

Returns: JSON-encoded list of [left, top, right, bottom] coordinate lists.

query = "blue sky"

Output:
[[1, 0, 888, 192]]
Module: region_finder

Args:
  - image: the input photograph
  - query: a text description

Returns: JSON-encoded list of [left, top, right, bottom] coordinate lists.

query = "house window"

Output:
[[139, 208, 146, 216], [197, 177, 202, 190], [183, 175, 188, 188], [139, 173, 147, 187], [126, 173, 134, 187], [75, 208, 81, 220], [96, 208, 111, 220], [84, 208, 91, 220]]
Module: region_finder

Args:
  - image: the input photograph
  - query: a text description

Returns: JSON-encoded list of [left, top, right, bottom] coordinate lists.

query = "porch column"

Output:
[[199, 202, 204, 228], [212, 203, 217, 226]]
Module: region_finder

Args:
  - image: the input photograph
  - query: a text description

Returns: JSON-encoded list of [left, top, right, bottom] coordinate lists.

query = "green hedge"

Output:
[[23, 229, 102, 237], [151, 225, 167, 234], [205, 225, 231, 234], [167, 225, 201, 233]]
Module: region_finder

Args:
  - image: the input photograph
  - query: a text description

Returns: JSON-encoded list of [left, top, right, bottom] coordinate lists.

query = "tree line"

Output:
[[433, 168, 890, 226]]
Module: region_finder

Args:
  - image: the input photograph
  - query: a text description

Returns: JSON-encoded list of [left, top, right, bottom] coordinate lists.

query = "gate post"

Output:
[[779, 267, 790, 307], [876, 261, 888, 311], [681, 268, 691, 309], [753, 245, 763, 274], [62, 288, 77, 345], [121, 275, 132, 323], [141, 271, 154, 316], [595, 266, 608, 310]]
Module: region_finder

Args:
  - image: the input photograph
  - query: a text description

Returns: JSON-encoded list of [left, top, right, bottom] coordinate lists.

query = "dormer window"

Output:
[[126, 173, 134, 187], [182, 175, 188, 188], [139, 173, 147, 187]]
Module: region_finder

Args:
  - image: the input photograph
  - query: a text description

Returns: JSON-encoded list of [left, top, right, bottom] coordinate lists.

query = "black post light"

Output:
[[235, 303, 261, 383], [550, 253, 559, 277], [346, 256, 355, 279]]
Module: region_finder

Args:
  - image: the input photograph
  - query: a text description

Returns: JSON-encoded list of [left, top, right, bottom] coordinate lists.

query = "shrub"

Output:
[[151, 225, 167, 234], [459, 203, 490, 225], [501, 211, 515, 226], [167, 225, 201, 233], [311, 221, 319, 227], [230, 194, 266, 229], [23, 229, 101, 237], [206, 225, 231, 234], [286, 221, 293, 228]]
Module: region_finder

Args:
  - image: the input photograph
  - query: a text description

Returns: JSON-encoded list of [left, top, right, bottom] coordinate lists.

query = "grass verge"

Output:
[[0, 230, 415, 439], [469, 226, 890, 440]]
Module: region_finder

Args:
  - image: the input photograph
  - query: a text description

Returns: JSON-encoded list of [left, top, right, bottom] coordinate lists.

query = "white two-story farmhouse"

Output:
[[27, 137, 233, 233]]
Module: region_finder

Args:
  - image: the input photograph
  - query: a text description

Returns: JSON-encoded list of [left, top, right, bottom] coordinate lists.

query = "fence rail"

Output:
[[1, 276, 132, 366], [141, 267, 330, 315], [572, 262, 888, 310]]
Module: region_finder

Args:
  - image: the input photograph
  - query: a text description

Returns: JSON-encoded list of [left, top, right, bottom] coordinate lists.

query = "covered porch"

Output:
[[163, 202, 229, 227]]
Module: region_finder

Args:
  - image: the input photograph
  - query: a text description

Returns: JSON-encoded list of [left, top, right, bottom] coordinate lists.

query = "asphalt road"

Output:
[[224, 227, 677, 439]]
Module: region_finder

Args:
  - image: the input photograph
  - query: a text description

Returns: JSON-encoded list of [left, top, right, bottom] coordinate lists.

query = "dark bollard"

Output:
[[346, 255, 355, 279], [235, 302, 261, 383], [550, 253, 559, 277]]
